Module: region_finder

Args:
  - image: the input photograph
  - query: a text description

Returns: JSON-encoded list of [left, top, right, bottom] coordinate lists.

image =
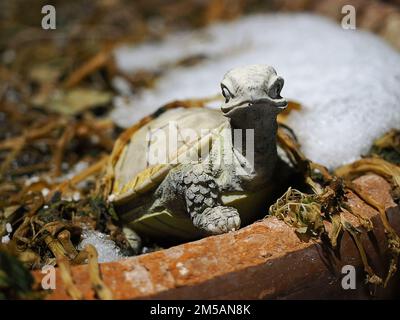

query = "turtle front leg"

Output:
[[191, 206, 241, 235], [181, 164, 241, 235]]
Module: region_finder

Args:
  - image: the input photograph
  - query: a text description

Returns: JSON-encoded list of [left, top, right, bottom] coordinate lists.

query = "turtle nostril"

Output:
[[268, 86, 279, 99]]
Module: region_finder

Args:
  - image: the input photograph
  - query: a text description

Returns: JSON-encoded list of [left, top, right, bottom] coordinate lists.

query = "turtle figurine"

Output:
[[107, 64, 289, 249]]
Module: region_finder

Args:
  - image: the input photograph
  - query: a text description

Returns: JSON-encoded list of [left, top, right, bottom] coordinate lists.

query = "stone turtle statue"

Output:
[[108, 64, 288, 247]]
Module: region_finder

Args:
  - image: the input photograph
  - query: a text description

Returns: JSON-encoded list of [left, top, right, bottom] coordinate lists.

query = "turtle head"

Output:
[[220, 64, 287, 118]]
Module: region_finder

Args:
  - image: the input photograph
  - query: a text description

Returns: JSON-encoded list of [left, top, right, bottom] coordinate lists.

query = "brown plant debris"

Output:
[[369, 129, 400, 165], [85, 244, 113, 300], [270, 128, 400, 291]]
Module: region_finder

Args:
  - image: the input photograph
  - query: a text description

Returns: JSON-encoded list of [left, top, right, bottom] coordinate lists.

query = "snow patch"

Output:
[[112, 13, 400, 169], [1, 223, 12, 244], [78, 229, 125, 263]]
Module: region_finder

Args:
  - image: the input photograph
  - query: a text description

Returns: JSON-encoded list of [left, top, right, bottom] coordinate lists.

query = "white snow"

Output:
[[1, 223, 12, 244], [58, 161, 89, 182], [72, 191, 81, 202], [5, 223, 12, 233], [41, 187, 50, 197], [112, 13, 400, 169], [78, 229, 125, 263], [24, 175, 40, 186], [1, 235, 10, 244]]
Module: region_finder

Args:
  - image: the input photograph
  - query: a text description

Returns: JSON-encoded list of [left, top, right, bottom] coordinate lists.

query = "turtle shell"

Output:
[[110, 107, 227, 204]]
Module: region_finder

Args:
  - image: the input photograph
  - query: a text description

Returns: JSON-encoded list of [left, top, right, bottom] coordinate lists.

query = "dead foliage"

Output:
[[270, 127, 400, 292]]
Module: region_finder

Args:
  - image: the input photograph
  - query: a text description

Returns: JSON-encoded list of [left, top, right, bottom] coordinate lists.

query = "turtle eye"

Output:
[[221, 85, 233, 103]]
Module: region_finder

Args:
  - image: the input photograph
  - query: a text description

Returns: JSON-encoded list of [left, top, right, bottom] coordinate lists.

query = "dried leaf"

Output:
[[32, 88, 112, 116], [328, 213, 342, 248]]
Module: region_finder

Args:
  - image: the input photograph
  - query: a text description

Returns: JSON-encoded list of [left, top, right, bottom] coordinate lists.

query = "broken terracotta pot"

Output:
[[33, 174, 400, 299]]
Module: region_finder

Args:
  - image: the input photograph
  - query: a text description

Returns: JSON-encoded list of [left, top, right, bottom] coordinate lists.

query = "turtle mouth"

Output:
[[221, 96, 287, 116]]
